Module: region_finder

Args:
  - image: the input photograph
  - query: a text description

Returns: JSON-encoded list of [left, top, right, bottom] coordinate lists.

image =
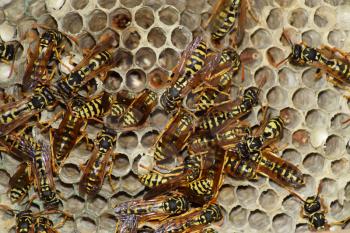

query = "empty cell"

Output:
[[218, 185, 235, 207], [97, 0, 116, 9], [66, 195, 85, 214], [318, 89, 340, 112], [248, 210, 270, 230], [292, 88, 315, 110], [56, 181, 75, 198], [289, 8, 308, 28], [278, 67, 299, 88], [180, 10, 201, 31], [135, 47, 156, 70], [282, 195, 301, 213], [113, 153, 130, 176], [121, 0, 142, 8], [324, 134, 344, 159], [302, 30, 321, 48], [254, 66, 275, 90], [251, 29, 272, 49], [76, 217, 97, 233], [150, 108, 169, 128], [122, 28, 141, 50], [62, 12, 83, 34], [328, 30, 346, 48], [320, 178, 338, 197], [280, 107, 302, 129], [331, 158, 349, 176], [114, 48, 133, 71], [305, 109, 328, 129], [301, 68, 326, 89], [229, 206, 248, 227], [171, 27, 191, 49], [122, 173, 144, 194], [148, 27, 166, 48], [259, 189, 279, 211], [314, 6, 335, 28], [272, 214, 294, 233], [126, 69, 146, 92], [159, 48, 179, 70], [88, 10, 107, 32], [186, 0, 206, 14], [87, 195, 108, 213], [77, 32, 96, 51], [141, 130, 159, 148], [267, 86, 288, 107], [159, 6, 179, 25], [59, 163, 81, 183], [148, 67, 169, 89], [236, 185, 258, 207], [267, 8, 283, 29], [71, 0, 89, 9], [331, 113, 350, 131], [118, 132, 138, 150], [110, 8, 132, 30], [282, 148, 302, 165], [104, 70, 123, 92], [135, 7, 155, 29], [166, 0, 186, 12], [303, 153, 325, 174], [266, 47, 286, 69]]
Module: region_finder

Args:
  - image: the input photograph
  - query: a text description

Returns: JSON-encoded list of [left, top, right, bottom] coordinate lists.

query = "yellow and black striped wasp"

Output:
[[0, 196, 71, 233], [286, 183, 350, 231], [20, 137, 62, 210], [109, 90, 136, 119], [114, 193, 189, 232], [55, 34, 119, 100], [8, 162, 33, 203], [196, 85, 260, 135], [231, 116, 305, 188], [193, 48, 241, 116], [110, 89, 158, 131], [204, 0, 257, 46], [153, 108, 196, 162], [0, 84, 56, 137], [274, 29, 350, 91], [22, 24, 77, 91], [154, 204, 223, 233], [79, 127, 118, 198]]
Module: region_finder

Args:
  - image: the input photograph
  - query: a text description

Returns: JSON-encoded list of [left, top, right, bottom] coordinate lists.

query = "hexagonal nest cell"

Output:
[[1, 0, 350, 233]]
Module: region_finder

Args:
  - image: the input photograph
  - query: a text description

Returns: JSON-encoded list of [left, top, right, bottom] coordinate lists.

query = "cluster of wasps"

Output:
[[0, 0, 350, 232]]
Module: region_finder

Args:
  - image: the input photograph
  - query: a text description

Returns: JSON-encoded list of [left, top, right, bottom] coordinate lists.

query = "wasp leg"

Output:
[[246, 0, 259, 23], [107, 155, 117, 192], [52, 210, 73, 229], [203, 0, 226, 29]]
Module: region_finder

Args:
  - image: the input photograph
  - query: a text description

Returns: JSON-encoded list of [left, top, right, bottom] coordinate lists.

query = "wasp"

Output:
[[0, 84, 56, 136], [275, 30, 350, 91], [50, 96, 92, 170], [287, 183, 350, 231], [22, 25, 75, 91], [197, 86, 260, 134], [20, 138, 61, 209], [109, 90, 136, 119], [115, 194, 189, 223], [194, 48, 241, 115], [8, 162, 33, 203], [232, 117, 305, 188], [205, 0, 257, 46], [188, 122, 251, 154], [154, 204, 223, 233], [55, 36, 118, 100], [112, 89, 158, 131], [71, 91, 114, 120], [0, 40, 22, 79], [0, 197, 71, 233], [79, 127, 118, 198], [139, 165, 184, 189], [153, 108, 196, 162]]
